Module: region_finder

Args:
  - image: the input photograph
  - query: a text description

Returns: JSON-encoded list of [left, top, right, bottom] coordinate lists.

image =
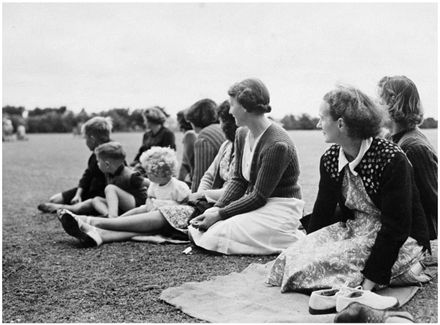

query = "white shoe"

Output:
[[309, 288, 340, 314], [58, 209, 102, 247], [336, 288, 399, 312]]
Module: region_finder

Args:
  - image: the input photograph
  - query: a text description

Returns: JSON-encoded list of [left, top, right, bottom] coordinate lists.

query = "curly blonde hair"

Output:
[[139, 146, 177, 178]]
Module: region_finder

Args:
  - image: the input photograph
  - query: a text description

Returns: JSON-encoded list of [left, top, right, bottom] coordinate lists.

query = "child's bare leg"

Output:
[[63, 199, 97, 214], [91, 197, 109, 216], [104, 184, 136, 218], [95, 227, 145, 243], [41, 199, 95, 214], [90, 210, 168, 233], [120, 205, 149, 217]]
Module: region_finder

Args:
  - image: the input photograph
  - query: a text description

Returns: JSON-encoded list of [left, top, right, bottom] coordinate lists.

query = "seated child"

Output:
[[38, 116, 112, 213], [120, 146, 190, 217], [42, 142, 148, 217]]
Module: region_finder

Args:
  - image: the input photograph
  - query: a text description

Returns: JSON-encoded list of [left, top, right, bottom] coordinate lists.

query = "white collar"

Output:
[[338, 138, 373, 175]]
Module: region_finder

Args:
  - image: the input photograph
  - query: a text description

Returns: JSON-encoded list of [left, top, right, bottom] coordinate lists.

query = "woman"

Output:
[[378, 76, 437, 240], [266, 86, 430, 293], [188, 100, 237, 203], [131, 106, 176, 172], [176, 110, 197, 188], [185, 99, 226, 192], [189, 78, 305, 255], [57, 101, 238, 247]]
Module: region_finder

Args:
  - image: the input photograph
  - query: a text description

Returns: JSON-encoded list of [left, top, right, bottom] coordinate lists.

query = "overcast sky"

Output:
[[2, 2, 438, 118]]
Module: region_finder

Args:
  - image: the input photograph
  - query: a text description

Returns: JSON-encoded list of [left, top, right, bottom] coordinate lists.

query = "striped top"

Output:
[[392, 127, 438, 240], [191, 123, 226, 192], [215, 123, 302, 219]]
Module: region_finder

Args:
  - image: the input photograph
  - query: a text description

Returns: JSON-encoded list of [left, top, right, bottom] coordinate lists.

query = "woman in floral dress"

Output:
[[266, 86, 430, 292]]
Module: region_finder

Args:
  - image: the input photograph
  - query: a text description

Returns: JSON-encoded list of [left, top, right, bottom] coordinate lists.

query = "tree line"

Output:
[[2, 105, 438, 133]]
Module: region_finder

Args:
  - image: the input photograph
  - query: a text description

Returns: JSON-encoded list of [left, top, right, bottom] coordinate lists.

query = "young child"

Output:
[[43, 142, 148, 217], [38, 116, 112, 213], [120, 146, 190, 217]]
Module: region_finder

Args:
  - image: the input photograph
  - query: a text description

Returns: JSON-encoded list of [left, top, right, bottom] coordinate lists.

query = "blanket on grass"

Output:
[[160, 261, 426, 323]]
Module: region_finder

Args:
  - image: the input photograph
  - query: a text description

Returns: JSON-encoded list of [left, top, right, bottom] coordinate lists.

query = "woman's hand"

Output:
[[188, 191, 204, 203], [190, 209, 221, 231]]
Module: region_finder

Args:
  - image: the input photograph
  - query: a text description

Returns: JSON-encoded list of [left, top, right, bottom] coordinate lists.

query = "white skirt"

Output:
[[188, 197, 306, 255]]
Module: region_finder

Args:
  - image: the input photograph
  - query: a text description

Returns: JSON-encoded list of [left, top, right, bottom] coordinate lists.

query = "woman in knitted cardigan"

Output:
[[189, 78, 305, 255], [266, 86, 430, 293]]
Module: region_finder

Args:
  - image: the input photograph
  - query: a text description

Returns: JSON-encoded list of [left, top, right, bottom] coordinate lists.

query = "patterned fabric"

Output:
[[266, 167, 424, 292], [323, 138, 405, 196], [159, 204, 195, 235], [218, 141, 235, 182], [198, 140, 235, 192]]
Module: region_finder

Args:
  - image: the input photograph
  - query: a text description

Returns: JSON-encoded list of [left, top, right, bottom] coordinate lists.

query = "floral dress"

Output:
[[159, 141, 235, 237], [266, 166, 424, 292]]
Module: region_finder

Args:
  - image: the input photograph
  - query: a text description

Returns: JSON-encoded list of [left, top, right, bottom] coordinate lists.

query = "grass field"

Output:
[[2, 129, 438, 322]]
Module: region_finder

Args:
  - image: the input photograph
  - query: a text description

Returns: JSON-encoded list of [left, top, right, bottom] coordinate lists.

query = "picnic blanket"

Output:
[[160, 261, 428, 323]]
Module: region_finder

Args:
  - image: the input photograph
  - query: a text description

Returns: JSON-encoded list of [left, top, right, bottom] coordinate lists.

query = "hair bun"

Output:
[[259, 104, 271, 113]]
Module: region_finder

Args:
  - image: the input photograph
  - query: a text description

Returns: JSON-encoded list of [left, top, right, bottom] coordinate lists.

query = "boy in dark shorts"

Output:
[[38, 116, 112, 213]]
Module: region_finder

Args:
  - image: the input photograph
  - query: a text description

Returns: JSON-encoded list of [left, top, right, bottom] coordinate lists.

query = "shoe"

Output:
[[336, 288, 399, 312], [334, 302, 414, 323], [309, 288, 340, 314], [58, 209, 101, 247], [37, 202, 58, 213]]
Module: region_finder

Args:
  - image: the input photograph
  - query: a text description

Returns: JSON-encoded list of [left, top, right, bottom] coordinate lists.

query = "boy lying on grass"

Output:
[[42, 141, 148, 217]]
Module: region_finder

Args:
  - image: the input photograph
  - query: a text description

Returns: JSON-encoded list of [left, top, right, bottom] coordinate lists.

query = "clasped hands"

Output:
[[190, 207, 221, 232]]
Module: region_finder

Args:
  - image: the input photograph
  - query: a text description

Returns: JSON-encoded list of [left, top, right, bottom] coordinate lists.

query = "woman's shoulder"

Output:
[[367, 137, 406, 161], [321, 144, 340, 161]]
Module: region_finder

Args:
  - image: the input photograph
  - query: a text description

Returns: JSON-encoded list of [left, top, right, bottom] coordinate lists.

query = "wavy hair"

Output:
[[323, 86, 384, 139], [378, 75, 423, 128], [185, 98, 218, 128], [227, 78, 271, 114], [217, 100, 237, 142], [143, 106, 169, 125]]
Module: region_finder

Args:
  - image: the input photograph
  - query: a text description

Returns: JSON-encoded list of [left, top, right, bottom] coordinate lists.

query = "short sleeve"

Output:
[[173, 179, 191, 202]]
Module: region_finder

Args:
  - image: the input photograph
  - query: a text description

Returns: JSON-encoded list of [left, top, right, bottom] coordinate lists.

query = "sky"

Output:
[[2, 2, 438, 119]]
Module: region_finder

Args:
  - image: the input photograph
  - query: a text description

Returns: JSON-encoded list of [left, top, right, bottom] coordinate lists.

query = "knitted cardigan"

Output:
[[392, 127, 438, 240], [308, 137, 430, 285], [215, 123, 302, 219], [192, 123, 226, 192]]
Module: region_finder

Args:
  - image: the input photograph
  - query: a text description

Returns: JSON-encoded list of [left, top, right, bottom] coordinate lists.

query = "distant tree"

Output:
[[281, 114, 299, 130], [3, 105, 25, 116]]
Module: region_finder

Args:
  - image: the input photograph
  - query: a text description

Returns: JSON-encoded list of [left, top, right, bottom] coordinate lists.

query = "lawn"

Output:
[[2, 129, 438, 322]]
